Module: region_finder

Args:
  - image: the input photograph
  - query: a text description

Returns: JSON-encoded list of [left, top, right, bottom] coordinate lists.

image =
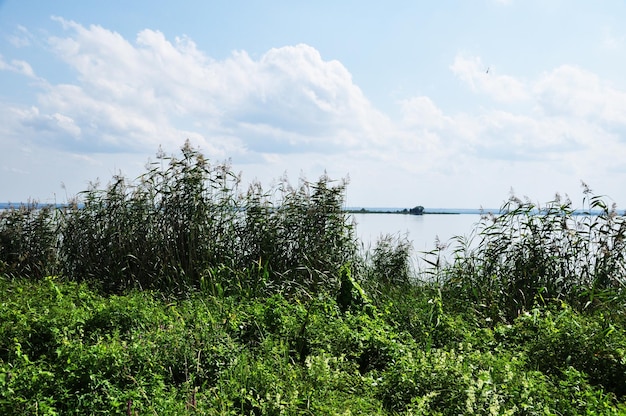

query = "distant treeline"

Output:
[[345, 206, 450, 215]]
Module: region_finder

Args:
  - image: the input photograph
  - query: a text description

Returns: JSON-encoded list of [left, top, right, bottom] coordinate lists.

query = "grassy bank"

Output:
[[2, 143, 626, 414]]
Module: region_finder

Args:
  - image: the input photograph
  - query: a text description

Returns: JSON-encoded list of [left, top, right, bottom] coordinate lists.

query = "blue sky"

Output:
[[1, 1, 626, 208]]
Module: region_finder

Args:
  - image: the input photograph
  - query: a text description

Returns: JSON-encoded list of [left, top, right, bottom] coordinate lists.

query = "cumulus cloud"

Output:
[[534, 65, 626, 126], [6, 17, 387, 159], [21, 107, 82, 138], [444, 53, 626, 166], [3, 18, 626, 207], [450, 54, 530, 102], [400, 96, 450, 130], [22, 18, 613, 172], [450, 54, 626, 131]]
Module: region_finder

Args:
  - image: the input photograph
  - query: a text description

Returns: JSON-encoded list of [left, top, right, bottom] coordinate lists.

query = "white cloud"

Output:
[[400, 96, 449, 130], [450, 54, 530, 103], [8, 25, 34, 48], [0, 55, 37, 78], [445, 54, 626, 166], [3, 18, 626, 208], [27, 110, 82, 138], [534, 65, 626, 126], [26, 18, 390, 159]]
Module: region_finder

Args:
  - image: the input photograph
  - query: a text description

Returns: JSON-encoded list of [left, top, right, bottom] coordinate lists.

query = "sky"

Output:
[[1, 1, 626, 209]]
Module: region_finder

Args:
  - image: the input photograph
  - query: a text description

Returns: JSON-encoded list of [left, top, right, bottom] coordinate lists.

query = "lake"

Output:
[[350, 212, 486, 267]]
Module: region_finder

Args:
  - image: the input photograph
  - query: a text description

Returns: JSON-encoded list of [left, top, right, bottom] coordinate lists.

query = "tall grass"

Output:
[[2, 142, 626, 319], [0, 202, 61, 279], [60, 143, 244, 293], [1, 141, 357, 297], [357, 233, 414, 303], [445, 186, 626, 321]]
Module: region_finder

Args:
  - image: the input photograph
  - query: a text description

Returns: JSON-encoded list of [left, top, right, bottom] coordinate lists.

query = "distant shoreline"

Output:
[[2, 203, 604, 216], [344, 208, 462, 215], [345, 207, 492, 215]]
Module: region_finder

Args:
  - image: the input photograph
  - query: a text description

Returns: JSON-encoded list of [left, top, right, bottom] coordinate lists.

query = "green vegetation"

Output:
[[2, 142, 626, 414]]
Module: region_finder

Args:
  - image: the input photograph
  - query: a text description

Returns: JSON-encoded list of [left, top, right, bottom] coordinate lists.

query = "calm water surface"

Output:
[[351, 213, 484, 257]]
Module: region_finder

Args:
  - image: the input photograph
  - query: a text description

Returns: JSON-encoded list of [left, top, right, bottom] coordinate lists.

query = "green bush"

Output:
[[494, 303, 626, 398], [2, 277, 626, 414]]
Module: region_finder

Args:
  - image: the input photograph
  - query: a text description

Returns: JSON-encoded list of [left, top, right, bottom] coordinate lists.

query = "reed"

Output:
[[444, 186, 626, 321], [0, 202, 61, 279], [3, 142, 626, 321], [2, 141, 358, 297], [358, 233, 413, 302]]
